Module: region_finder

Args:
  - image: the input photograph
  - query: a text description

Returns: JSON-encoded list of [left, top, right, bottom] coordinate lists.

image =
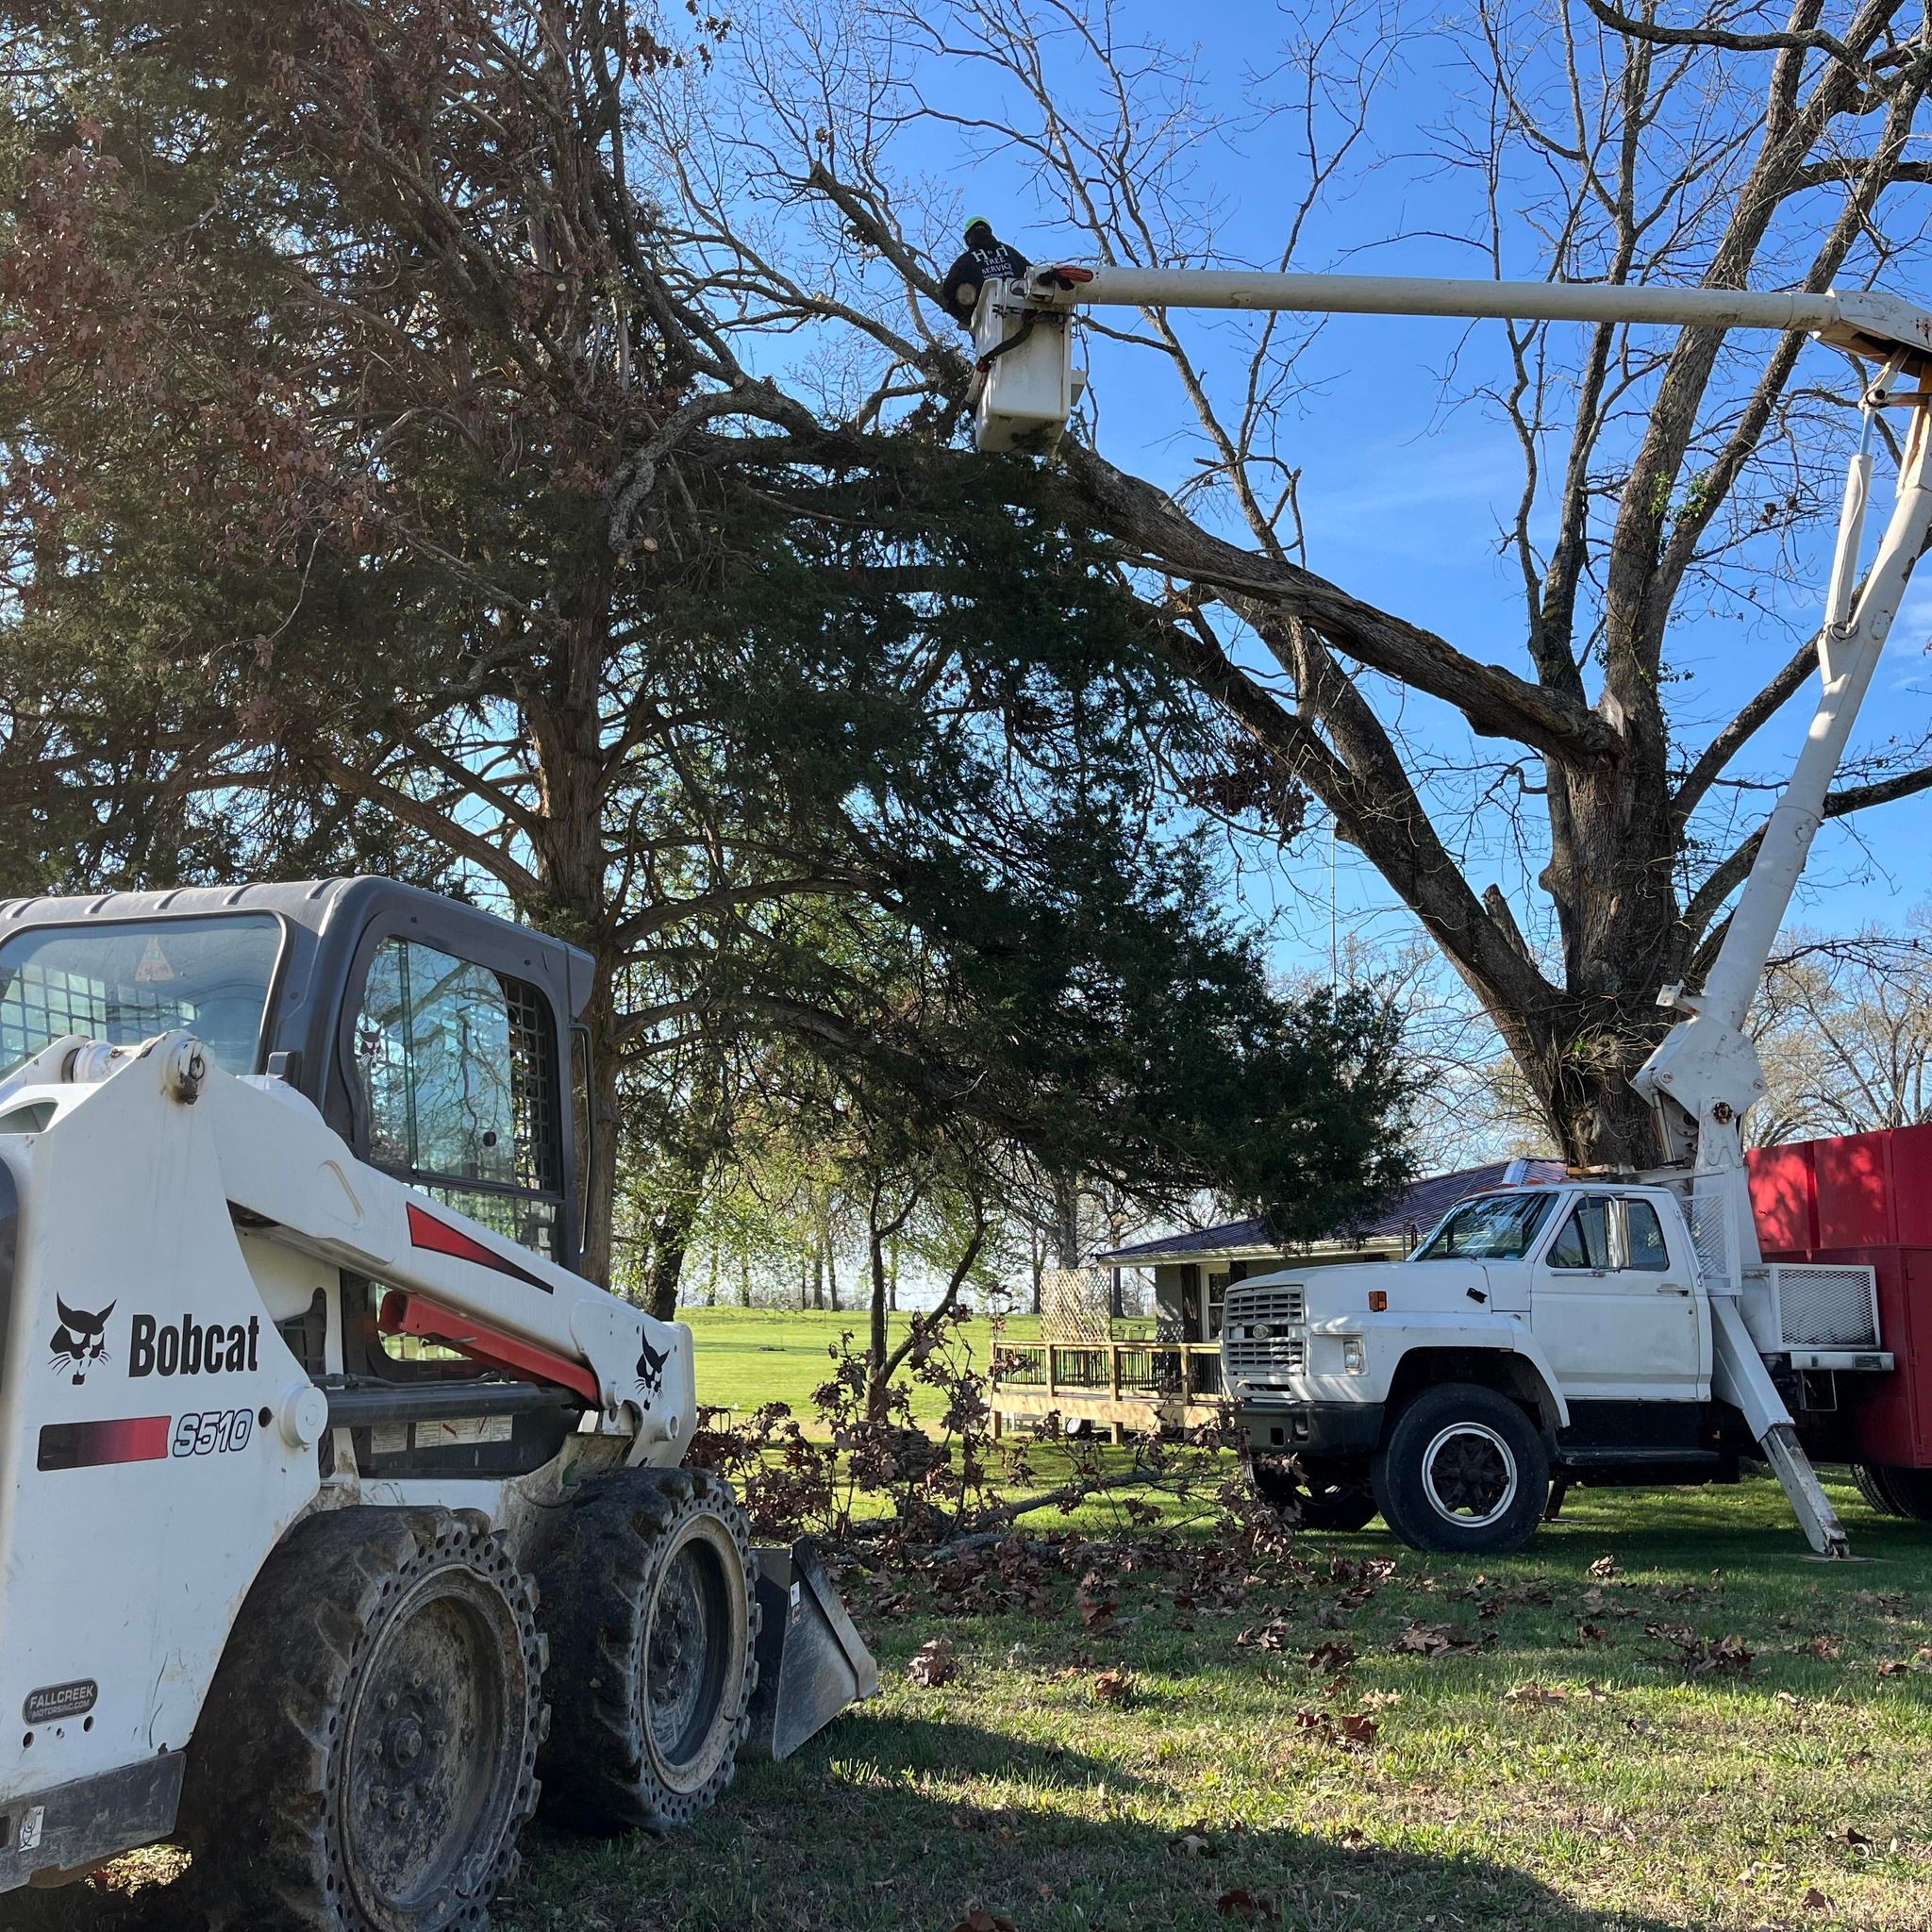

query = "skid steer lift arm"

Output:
[[0, 1025, 693, 1452], [975, 264, 1932, 1557]]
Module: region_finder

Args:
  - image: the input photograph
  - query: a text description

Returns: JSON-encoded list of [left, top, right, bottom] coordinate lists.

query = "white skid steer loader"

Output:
[[0, 877, 875, 1928]]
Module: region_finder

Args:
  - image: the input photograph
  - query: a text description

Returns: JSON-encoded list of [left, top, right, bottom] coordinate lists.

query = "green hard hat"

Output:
[[963, 214, 995, 239]]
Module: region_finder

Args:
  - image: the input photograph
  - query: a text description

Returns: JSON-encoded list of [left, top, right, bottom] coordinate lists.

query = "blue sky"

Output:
[[857, 0, 1932, 978]]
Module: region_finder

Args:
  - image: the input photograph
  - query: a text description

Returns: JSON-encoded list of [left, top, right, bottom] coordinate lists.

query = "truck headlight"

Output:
[[1342, 1336, 1366, 1376]]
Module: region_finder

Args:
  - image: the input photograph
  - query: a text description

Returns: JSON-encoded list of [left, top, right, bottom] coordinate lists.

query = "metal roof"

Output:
[[1096, 1158, 1569, 1265]]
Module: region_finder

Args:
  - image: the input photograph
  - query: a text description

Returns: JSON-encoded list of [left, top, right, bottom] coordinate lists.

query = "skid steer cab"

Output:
[[1224, 1179, 1884, 1555], [0, 878, 874, 1924]]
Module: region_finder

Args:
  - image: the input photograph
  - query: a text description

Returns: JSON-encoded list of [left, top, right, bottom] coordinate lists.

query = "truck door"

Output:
[[1529, 1194, 1708, 1401]]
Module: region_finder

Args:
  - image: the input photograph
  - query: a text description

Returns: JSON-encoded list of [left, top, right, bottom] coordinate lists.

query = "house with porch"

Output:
[[988, 1157, 1564, 1439]]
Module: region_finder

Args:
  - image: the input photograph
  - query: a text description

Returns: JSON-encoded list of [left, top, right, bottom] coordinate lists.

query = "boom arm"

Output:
[[979, 265, 1932, 1168]]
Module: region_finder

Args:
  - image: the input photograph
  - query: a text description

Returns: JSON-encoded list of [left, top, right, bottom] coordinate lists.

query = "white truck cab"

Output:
[[1223, 1180, 1879, 1552]]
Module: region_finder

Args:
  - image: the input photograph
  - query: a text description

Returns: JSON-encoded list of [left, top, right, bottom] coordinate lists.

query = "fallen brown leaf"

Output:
[[908, 1637, 958, 1688], [1091, 1665, 1134, 1706], [1216, 1887, 1279, 1921], [1505, 1682, 1570, 1704], [1238, 1617, 1294, 1652], [1075, 1571, 1119, 1633], [1396, 1620, 1485, 1657], [1649, 1628, 1752, 1676]]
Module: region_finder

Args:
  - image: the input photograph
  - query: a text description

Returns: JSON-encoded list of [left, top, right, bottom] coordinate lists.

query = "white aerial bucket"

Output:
[[971, 279, 1078, 453]]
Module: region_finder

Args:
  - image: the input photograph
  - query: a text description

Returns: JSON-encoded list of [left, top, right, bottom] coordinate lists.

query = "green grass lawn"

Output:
[[679, 1303, 1040, 1425], [491, 1475, 1932, 1932], [62, 1477, 1932, 1932], [42, 1312, 1932, 1931]]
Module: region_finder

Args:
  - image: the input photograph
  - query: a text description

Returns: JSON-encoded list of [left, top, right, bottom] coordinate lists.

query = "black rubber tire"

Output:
[[535, 1465, 759, 1835], [1249, 1455, 1379, 1531], [1851, 1461, 1907, 1517], [1867, 1463, 1932, 1521], [1372, 1382, 1550, 1556], [179, 1507, 544, 1932]]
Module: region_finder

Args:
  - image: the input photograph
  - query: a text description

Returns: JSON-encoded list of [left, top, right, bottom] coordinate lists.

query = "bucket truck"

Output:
[[974, 263, 1932, 1556]]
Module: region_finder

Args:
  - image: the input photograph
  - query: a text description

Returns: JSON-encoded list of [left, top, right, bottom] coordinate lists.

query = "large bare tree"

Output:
[[638, 0, 1932, 1166]]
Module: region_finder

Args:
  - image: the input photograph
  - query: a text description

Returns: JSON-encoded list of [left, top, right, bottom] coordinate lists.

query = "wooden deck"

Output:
[[988, 1339, 1224, 1439]]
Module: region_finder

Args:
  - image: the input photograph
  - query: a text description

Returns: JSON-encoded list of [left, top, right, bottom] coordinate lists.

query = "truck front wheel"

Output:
[[1373, 1383, 1549, 1556]]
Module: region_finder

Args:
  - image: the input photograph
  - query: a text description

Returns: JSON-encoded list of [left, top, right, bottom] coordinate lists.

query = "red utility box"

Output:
[[1748, 1122, 1932, 1468]]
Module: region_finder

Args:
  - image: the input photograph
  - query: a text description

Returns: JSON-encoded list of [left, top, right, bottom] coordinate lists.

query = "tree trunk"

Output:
[[577, 967, 624, 1287], [641, 1169, 702, 1324], [887, 1235, 898, 1313], [1496, 990, 1671, 1170], [824, 1227, 841, 1312], [1053, 1174, 1081, 1269], [634, 1056, 727, 1323], [867, 1220, 891, 1421]]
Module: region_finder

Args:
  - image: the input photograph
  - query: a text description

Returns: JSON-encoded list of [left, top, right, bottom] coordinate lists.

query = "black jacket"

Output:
[[941, 240, 1029, 325]]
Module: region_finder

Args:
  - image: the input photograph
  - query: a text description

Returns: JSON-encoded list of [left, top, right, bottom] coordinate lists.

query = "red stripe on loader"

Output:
[[38, 1416, 172, 1473], [405, 1202, 554, 1293]]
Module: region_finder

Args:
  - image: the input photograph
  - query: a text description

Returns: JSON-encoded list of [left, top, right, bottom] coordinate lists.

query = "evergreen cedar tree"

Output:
[[0, 3, 1413, 1288]]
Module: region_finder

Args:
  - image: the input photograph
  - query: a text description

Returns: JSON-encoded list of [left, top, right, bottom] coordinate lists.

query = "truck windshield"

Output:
[[0, 915, 281, 1079], [1413, 1191, 1557, 1261]]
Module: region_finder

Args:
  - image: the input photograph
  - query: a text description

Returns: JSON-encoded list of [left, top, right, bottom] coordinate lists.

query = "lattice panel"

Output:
[[1040, 1267, 1114, 1344]]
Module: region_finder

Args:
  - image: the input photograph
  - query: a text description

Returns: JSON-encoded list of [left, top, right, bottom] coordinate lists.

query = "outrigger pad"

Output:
[[744, 1540, 880, 1761]]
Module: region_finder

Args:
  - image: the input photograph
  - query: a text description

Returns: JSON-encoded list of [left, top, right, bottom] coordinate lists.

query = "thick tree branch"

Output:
[[1056, 442, 1625, 763]]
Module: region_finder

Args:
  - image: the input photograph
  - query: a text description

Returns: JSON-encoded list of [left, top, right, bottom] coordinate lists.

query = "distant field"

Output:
[[679, 1304, 1040, 1425]]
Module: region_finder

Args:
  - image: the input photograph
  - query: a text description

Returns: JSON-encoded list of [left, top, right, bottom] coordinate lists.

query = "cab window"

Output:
[[1622, 1199, 1672, 1271], [0, 914, 280, 1077], [352, 938, 563, 1258], [1414, 1191, 1556, 1261], [1547, 1198, 1613, 1270]]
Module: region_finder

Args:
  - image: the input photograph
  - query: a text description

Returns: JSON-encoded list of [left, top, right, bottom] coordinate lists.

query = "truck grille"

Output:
[[1769, 1263, 1879, 1349], [1222, 1285, 1307, 1381]]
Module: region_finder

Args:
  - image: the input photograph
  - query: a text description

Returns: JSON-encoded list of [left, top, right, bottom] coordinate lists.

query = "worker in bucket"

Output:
[[942, 216, 1029, 325]]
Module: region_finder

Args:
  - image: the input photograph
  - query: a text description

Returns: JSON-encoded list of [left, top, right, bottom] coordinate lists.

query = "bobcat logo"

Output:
[[49, 1298, 115, 1386], [637, 1336, 670, 1400]]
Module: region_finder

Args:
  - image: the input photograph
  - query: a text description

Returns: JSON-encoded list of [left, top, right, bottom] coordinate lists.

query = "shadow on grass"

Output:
[[487, 1712, 1711, 1932], [0, 1714, 1707, 1932]]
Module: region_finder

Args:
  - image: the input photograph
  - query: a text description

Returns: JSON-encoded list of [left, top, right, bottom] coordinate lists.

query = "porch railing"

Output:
[[990, 1339, 1223, 1403]]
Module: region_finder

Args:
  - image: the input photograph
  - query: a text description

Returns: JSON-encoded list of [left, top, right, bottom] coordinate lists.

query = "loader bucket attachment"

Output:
[[744, 1540, 879, 1760]]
